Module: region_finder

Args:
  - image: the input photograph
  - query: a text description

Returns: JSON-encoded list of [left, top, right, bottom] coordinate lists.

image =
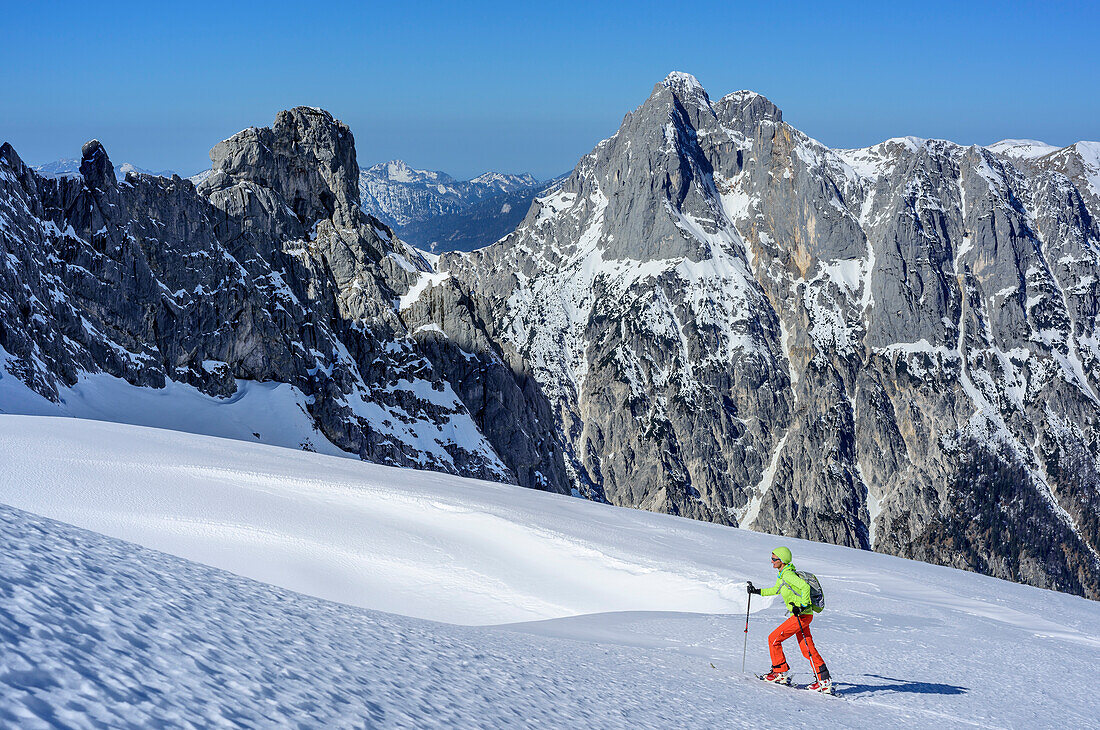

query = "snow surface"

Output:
[[662, 71, 710, 108], [1073, 141, 1100, 199], [837, 137, 935, 181], [1, 416, 1099, 727], [398, 270, 450, 310], [985, 139, 1059, 160], [188, 168, 213, 185], [385, 160, 420, 183], [0, 349, 343, 457]]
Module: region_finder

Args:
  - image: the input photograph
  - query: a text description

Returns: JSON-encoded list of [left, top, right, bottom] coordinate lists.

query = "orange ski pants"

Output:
[[768, 614, 829, 680]]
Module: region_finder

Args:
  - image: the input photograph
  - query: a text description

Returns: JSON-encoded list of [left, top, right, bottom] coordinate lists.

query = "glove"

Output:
[[790, 604, 803, 616], [746, 581, 761, 595]]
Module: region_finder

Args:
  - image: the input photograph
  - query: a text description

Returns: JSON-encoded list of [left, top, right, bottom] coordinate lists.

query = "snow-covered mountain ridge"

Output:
[[0, 415, 1097, 727]]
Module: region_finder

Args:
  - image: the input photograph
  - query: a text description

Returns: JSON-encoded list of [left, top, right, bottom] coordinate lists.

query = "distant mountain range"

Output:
[[359, 160, 539, 226], [33, 158, 180, 181], [357, 160, 557, 252]]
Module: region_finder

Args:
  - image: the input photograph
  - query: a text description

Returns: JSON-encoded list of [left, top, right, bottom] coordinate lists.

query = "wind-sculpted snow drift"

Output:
[[0, 416, 1098, 727], [2, 75, 1099, 598]]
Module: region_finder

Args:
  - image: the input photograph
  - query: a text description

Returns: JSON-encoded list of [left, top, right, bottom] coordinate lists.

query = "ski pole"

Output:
[[796, 611, 820, 683], [742, 591, 751, 673]]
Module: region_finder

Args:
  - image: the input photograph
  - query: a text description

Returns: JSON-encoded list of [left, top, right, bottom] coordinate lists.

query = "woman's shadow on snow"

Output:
[[837, 674, 967, 696]]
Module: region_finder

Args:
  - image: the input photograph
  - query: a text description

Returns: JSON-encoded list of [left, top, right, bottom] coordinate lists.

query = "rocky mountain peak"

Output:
[[79, 139, 114, 190], [650, 74, 783, 136], [202, 106, 360, 227], [1, 105, 560, 492], [716, 89, 783, 130], [659, 71, 710, 104], [530, 72, 770, 265], [0, 143, 25, 173]]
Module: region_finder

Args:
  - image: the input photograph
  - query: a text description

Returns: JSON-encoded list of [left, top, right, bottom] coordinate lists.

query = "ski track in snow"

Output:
[[1, 416, 1099, 727]]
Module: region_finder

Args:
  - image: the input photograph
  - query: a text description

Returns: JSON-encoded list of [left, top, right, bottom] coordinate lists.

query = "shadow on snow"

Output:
[[837, 674, 968, 697]]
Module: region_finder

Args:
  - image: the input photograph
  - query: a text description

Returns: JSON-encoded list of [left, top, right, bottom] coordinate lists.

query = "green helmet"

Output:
[[772, 546, 793, 565]]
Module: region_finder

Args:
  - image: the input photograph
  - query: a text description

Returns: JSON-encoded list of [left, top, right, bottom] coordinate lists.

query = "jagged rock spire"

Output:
[[79, 139, 114, 190], [205, 106, 361, 228]]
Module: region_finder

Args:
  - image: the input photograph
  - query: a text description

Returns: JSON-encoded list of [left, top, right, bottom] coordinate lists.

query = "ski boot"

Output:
[[758, 670, 791, 685], [807, 678, 835, 695]]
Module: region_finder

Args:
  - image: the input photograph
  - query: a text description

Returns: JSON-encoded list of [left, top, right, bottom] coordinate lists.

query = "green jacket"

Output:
[[761, 564, 811, 614]]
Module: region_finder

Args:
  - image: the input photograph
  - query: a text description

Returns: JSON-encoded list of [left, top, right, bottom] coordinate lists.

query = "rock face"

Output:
[[440, 73, 1100, 598], [0, 108, 570, 493], [358, 160, 550, 251]]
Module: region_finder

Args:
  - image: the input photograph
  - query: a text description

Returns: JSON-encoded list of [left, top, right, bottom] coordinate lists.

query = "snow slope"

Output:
[[0, 348, 346, 458], [984, 139, 1059, 159], [1, 416, 1098, 727]]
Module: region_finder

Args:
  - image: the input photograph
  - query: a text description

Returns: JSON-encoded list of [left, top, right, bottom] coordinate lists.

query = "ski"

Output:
[[754, 674, 840, 696]]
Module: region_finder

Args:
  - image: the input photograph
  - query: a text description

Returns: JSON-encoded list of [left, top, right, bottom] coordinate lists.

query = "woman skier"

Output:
[[747, 546, 832, 693]]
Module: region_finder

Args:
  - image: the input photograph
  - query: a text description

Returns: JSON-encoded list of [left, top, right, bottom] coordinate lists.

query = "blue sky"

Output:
[[2, 0, 1097, 180]]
